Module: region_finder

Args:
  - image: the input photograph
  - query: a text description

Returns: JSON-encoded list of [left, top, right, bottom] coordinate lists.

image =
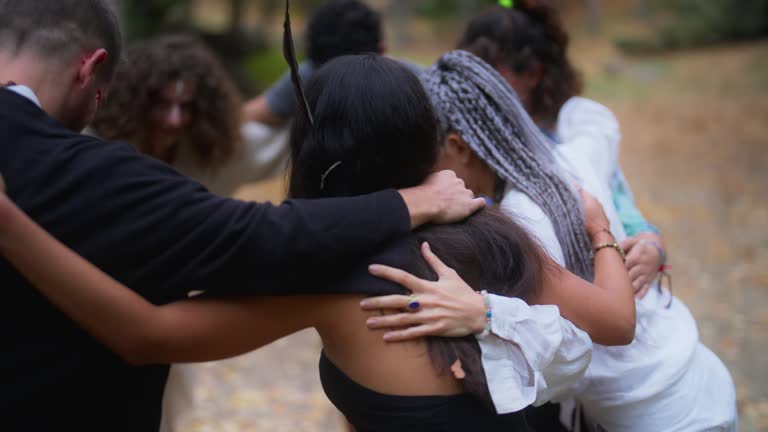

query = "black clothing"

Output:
[[319, 351, 532, 432], [0, 88, 412, 431]]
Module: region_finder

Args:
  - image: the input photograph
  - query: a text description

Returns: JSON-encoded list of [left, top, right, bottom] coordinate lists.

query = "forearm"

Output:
[[0, 197, 164, 362], [586, 230, 636, 344], [241, 96, 287, 127], [398, 186, 439, 229], [225, 190, 411, 289], [0, 197, 312, 364], [535, 232, 635, 346]]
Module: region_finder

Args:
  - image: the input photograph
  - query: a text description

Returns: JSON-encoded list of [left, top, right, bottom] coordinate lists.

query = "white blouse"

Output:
[[479, 97, 737, 431]]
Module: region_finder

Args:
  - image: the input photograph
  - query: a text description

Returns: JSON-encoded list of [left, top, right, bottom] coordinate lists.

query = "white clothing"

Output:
[[174, 122, 290, 196], [7, 85, 41, 108], [479, 97, 737, 431], [479, 296, 592, 413]]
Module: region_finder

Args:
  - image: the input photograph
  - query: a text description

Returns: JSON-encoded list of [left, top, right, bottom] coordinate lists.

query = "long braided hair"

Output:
[[423, 50, 593, 279]]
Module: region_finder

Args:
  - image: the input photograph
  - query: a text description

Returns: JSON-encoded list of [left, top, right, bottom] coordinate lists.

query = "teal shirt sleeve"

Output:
[[612, 168, 659, 236]]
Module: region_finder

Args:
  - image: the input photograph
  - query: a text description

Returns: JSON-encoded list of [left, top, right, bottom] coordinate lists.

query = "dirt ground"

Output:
[[162, 18, 768, 432]]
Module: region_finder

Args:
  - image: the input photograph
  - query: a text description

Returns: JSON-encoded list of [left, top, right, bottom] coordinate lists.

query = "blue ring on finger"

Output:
[[408, 295, 420, 311]]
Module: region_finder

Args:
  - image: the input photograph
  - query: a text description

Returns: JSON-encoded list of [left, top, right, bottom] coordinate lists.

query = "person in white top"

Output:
[[460, 1, 667, 302], [88, 34, 290, 197], [0, 52, 637, 428], [364, 50, 736, 431]]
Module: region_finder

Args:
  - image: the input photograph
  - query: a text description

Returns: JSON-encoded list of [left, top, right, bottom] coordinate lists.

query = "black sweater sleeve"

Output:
[[11, 136, 411, 302]]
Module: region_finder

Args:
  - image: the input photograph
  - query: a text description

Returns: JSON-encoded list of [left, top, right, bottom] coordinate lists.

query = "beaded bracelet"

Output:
[[476, 290, 493, 339], [592, 242, 626, 263]]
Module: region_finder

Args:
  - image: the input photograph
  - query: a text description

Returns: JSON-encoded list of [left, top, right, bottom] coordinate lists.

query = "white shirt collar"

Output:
[[6, 84, 42, 108]]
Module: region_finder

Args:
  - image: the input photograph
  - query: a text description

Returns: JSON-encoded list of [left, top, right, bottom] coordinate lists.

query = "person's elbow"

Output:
[[113, 328, 176, 366], [595, 308, 636, 346]]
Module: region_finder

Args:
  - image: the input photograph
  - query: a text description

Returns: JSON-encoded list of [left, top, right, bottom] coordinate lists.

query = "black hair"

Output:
[[0, 0, 123, 77], [412, 207, 550, 405], [288, 54, 437, 199], [459, 2, 582, 122], [306, 0, 382, 66], [286, 53, 550, 408]]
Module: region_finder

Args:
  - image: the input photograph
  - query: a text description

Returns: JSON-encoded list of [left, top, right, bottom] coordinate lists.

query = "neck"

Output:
[[474, 163, 497, 199], [0, 53, 74, 120]]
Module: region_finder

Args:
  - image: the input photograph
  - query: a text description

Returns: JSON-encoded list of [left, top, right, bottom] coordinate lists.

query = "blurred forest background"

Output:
[[111, 0, 767, 94], [109, 1, 767, 431]]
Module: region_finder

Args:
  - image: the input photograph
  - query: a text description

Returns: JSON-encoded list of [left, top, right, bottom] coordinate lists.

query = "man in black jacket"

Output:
[[0, 1, 483, 430]]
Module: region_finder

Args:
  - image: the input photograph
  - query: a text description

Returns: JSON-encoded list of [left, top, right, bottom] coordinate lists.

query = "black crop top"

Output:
[[319, 352, 532, 432]]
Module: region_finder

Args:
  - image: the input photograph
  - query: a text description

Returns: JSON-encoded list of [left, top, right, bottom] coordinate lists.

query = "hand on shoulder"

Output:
[[400, 170, 486, 228]]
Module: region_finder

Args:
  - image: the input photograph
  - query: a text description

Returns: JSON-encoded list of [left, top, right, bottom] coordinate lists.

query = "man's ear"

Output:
[[77, 49, 109, 89], [444, 132, 472, 165]]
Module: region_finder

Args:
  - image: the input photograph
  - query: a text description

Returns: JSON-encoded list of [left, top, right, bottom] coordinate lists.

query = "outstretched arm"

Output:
[[362, 190, 635, 346], [0, 187, 324, 365]]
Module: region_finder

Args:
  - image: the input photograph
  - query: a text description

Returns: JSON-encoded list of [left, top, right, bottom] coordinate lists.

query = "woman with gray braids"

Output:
[[365, 50, 736, 431], [423, 49, 595, 280], [461, 0, 666, 299]]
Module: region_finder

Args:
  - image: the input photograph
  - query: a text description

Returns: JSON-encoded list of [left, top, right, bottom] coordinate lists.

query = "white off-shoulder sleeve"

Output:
[[477, 295, 592, 414]]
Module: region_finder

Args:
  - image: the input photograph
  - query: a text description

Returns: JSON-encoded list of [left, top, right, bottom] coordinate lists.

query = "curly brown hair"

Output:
[[459, 1, 583, 125], [91, 34, 242, 172]]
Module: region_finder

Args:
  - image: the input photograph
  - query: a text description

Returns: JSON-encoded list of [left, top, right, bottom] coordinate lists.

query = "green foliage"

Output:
[[121, 0, 194, 41], [414, 0, 498, 18], [617, 0, 768, 53], [245, 49, 296, 94]]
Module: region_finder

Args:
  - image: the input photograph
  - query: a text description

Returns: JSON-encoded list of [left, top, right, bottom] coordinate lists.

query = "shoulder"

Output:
[[500, 189, 550, 224], [500, 189, 566, 266], [558, 97, 619, 131], [328, 236, 419, 296], [57, 134, 194, 186]]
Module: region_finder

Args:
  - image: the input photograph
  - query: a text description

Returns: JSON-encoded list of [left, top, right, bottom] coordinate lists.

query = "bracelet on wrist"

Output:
[[476, 290, 492, 339], [591, 242, 626, 263]]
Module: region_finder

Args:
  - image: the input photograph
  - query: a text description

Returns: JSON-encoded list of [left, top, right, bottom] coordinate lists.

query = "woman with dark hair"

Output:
[[459, 1, 667, 299], [91, 34, 287, 195], [0, 54, 636, 430], [364, 50, 736, 431], [92, 34, 242, 171]]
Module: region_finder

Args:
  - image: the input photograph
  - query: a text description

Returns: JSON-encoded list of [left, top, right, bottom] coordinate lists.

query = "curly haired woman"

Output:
[[90, 34, 288, 195]]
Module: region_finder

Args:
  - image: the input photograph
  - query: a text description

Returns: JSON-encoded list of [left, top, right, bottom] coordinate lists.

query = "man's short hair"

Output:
[[0, 0, 122, 76], [306, 0, 382, 66]]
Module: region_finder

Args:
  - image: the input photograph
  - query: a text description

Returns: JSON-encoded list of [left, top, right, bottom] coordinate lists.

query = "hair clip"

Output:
[[320, 161, 342, 190], [499, 0, 514, 8]]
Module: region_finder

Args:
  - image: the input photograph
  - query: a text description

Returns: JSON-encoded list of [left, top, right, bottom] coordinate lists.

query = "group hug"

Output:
[[0, 0, 737, 431]]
